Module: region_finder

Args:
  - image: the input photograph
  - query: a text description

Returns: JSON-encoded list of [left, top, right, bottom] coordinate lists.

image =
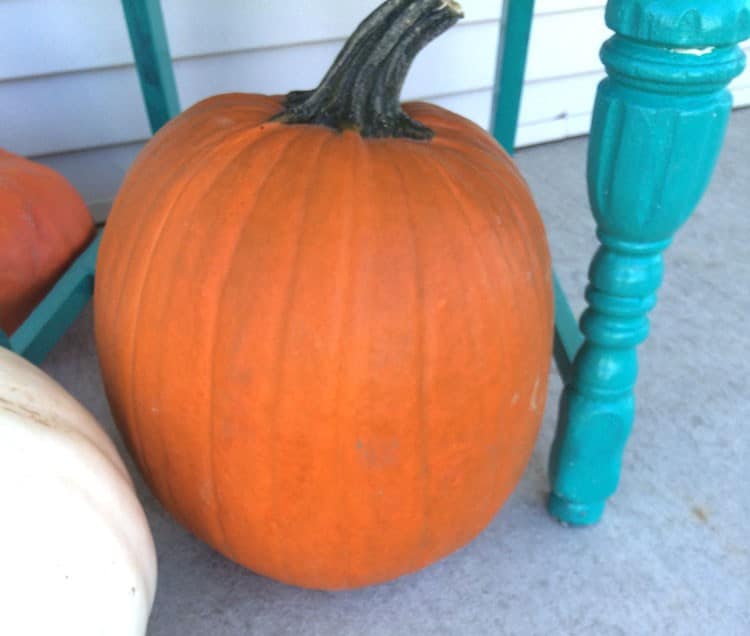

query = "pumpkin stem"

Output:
[[274, 0, 463, 140]]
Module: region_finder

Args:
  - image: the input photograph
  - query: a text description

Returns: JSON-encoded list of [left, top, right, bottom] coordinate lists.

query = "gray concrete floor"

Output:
[[42, 108, 750, 635]]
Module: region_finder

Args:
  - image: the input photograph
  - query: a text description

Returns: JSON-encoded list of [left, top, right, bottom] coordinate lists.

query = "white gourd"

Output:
[[0, 347, 157, 636]]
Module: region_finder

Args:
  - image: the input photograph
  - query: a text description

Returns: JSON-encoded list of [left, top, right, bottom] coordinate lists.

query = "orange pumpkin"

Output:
[[0, 149, 94, 335], [95, 0, 553, 590]]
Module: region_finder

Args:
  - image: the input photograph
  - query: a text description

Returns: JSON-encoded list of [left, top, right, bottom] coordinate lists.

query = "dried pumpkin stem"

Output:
[[274, 0, 463, 140]]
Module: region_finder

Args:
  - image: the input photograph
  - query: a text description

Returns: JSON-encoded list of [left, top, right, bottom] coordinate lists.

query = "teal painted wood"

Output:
[[5, 234, 101, 365], [553, 275, 584, 385], [548, 0, 750, 526], [490, 0, 583, 379], [491, 0, 535, 153], [121, 0, 180, 133]]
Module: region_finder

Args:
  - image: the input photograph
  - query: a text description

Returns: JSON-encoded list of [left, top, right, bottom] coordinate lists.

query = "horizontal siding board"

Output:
[[525, 8, 609, 81], [0, 0, 129, 81], [733, 87, 750, 107], [163, 0, 503, 59], [36, 141, 144, 215], [536, 1, 605, 13], [520, 73, 603, 125], [2, 2, 748, 158], [2, 9, 613, 156], [2, 21, 503, 156], [180, 21, 501, 105], [0, 0, 504, 82], [2, 2, 614, 84], [0, 68, 149, 157]]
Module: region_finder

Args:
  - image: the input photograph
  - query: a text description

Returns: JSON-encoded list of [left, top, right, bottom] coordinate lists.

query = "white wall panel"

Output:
[[0, 0, 503, 81], [2, 21, 501, 157], [524, 8, 609, 81], [536, 1, 605, 13]]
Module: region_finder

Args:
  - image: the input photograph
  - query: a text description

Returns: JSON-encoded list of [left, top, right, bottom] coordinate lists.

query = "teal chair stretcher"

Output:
[[0, 234, 101, 364]]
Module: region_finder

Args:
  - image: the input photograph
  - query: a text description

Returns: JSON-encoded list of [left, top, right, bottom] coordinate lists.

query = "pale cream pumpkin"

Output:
[[0, 347, 157, 635]]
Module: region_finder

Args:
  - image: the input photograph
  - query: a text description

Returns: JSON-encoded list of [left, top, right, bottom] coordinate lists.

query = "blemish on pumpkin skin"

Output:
[[530, 376, 541, 412], [0, 395, 128, 480], [356, 438, 400, 468], [692, 506, 709, 523], [213, 115, 238, 128], [199, 482, 212, 504], [0, 395, 50, 426]]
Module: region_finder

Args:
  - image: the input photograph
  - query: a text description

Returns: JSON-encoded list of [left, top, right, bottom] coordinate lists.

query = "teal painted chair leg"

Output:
[[121, 0, 180, 133], [548, 0, 749, 526], [491, 0, 535, 154]]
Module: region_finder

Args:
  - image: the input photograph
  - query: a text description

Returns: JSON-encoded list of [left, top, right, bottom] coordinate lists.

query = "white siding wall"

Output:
[[2, 1, 749, 177]]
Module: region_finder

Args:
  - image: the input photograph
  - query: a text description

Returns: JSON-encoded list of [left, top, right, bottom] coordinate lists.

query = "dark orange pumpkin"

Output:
[[0, 149, 94, 335], [95, 0, 553, 590]]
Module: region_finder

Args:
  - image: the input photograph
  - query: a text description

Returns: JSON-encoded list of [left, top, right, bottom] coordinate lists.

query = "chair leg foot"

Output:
[[547, 492, 605, 526]]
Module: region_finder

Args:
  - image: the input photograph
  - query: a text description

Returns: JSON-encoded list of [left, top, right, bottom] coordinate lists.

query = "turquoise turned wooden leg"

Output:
[[548, 0, 750, 525]]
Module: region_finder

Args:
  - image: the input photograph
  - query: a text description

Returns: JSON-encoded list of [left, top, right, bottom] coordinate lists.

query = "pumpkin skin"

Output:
[[95, 0, 553, 590], [0, 347, 157, 635], [0, 149, 95, 334]]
